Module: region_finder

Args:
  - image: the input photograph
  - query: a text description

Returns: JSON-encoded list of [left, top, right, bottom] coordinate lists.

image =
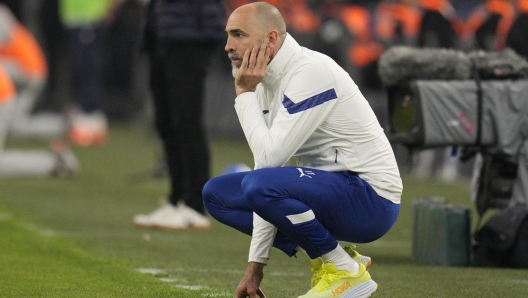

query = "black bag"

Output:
[[474, 155, 518, 216], [473, 204, 528, 268]]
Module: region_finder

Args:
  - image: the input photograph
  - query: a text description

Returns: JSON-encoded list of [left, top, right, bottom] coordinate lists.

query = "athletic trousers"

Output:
[[203, 166, 400, 259]]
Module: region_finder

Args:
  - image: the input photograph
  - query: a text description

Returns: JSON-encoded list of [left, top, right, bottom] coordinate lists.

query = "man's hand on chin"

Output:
[[235, 44, 271, 96]]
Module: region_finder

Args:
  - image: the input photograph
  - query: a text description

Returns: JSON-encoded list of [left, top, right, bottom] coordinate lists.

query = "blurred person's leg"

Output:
[[152, 44, 216, 214], [70, 26, 104, 114], [412, 147, 461, 182], [0, 0, 22, 21], [8, 77, 68, 139], [0, 150, 62, 177], [0, 145, 78, 177], [0, 100, 76, 177], [134, 43, 217, 230], [411, 149, 436, 179], [37, 0, 69, 113], [101, 0, 147, 121], [67, 26, 108, 146], [0, 99, 16, 149], [0, 13, 67, 140], [439, 146, 460, 183]]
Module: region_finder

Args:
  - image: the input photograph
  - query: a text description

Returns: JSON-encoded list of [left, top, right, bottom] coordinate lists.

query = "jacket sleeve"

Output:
[[248, 213, 277, 264], [235, 61, 339, 169]]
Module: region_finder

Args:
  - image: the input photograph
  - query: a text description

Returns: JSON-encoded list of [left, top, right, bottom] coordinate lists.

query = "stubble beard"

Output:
[[228, 52, 243, 78], [231, 66, 239, 78]]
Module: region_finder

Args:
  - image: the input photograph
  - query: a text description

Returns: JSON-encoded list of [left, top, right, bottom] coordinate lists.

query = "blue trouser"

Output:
[[202, 167, 400, 259]]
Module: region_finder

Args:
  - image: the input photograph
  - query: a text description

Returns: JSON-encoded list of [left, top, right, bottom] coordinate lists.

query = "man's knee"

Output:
[[241, 171, 275, 210], [202, 177, 223, 213]]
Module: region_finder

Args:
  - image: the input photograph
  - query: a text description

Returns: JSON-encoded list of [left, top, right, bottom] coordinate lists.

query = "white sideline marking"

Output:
[[173, 284, 205, 290], [136, 268, 167, 275], [137, 267, 306, 277], [159, 278, 181, 283], [138, 268, 207, 291], [138, 267, 286, 296], [1, 214, 60, 237], [203, 292, 232, 297]]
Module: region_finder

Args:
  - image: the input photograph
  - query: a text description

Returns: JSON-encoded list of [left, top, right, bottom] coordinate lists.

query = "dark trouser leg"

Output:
[[149, 44, 218, 214]]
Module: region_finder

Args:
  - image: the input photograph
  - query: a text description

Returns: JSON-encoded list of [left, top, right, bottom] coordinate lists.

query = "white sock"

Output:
[[320, 244, 359, 274]]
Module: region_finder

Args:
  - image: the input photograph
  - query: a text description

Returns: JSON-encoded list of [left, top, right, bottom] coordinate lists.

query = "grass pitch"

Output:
[[1, 124, 527, 297]]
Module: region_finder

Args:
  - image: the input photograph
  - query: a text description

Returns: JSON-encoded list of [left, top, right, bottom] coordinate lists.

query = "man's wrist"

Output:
[[246, 261, 266, 273], [236, 88, 256, 96]]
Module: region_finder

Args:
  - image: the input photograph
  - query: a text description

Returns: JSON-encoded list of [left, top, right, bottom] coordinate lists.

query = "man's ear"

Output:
[[267, 30, 279, 47]]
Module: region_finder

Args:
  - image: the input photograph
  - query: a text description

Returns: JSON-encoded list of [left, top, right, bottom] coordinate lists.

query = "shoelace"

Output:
[[313, 270, 342, 292], [310, 266, 325, 287]]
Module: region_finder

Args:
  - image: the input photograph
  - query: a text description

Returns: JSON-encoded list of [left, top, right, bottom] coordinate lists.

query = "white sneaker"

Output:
[[69, 111, 108, 147], [133, 203, 180, 228], [133, 201, 210, 231], [176, 201, 211, 231]]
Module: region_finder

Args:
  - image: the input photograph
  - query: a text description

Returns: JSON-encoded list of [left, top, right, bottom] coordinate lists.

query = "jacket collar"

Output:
[[262, 33, 301, 87]]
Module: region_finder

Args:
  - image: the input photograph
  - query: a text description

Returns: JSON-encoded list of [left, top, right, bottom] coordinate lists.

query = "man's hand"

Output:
[[235, 262, 266, 298], [235, 44, 271, 96]]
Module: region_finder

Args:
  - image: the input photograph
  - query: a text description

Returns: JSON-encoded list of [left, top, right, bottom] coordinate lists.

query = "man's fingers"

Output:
[[242, 44, 270, 73], [235, 291, 258, 298], [241, 49, 250, 70], [264, 47, 271, 66], [235, 290, 251, 298], [255, 44, 268, 69], [257, 288, 266, 298], [248, 45, 259, 69]]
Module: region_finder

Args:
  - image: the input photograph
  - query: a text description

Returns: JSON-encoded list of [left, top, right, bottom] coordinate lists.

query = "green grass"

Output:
[[1, 124, 527, 297]]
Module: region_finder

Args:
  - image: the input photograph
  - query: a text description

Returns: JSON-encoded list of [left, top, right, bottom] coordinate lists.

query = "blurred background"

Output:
[[1, 0, 488, 127], [2, 2, 527, 295], [2, 0, 525, 180]]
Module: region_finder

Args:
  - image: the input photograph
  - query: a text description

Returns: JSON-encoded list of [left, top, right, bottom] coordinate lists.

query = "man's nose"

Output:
[[225, 37, 234, 52]]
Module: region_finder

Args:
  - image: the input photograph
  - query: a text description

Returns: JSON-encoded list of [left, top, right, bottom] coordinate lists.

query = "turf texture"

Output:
[[1, 124, 527, 297]]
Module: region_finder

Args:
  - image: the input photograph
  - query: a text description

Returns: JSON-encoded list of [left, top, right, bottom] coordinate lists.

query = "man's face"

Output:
[[225, 8, 264, 76]]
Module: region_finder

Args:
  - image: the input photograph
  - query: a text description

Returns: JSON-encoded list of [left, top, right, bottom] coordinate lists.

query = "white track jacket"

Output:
[[234, 34, 403, 264]]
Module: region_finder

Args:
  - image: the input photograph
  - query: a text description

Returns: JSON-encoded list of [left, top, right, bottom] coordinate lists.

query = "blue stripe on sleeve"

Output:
[[282, 89, 337, 114]]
